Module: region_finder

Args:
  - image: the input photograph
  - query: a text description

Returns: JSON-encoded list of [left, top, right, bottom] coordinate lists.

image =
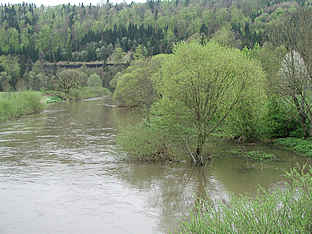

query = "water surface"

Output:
[[0, 97, 310, 233]]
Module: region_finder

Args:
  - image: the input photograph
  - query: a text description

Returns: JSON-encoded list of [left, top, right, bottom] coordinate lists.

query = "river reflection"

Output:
[[0, 97, 310, 234]]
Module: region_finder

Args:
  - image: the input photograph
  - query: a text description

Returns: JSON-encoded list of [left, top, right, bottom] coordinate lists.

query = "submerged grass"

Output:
[[230, 149, 276, 161], [275, 137, 312, 157], [179, 167, 312, 233], [0, 91, 45, 122]]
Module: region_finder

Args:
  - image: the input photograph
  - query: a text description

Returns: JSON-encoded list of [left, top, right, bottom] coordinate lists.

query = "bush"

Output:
[[180, 167, 312, 233], [246, 151, 275, 161], [0, 91, 45, 121], [69, 87, 111, 101], [264, 96, 302, 138], [116, 122, 172, 161], [275, 137, 312, 157], [87, 73, 102, 87]]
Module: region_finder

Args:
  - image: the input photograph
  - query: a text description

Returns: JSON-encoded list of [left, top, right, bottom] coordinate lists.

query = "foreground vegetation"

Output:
[[275, 138, 312, 157], [180, 167, 312, 233], [0, 91, 44, 121]]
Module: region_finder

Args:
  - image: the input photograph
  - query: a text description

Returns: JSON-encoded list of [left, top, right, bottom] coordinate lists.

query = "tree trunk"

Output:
[[195, 133, 205, 166]]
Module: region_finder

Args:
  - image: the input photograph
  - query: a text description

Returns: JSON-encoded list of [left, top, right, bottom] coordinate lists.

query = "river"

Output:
[[0, 97, 310, 234]]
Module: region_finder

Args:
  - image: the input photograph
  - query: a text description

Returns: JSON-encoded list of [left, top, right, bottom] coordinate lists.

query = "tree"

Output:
[[0, 55, 20, 91], [152, 42, 264, 165], [272, 7, 312, 138], [113, 54, 167, 108], [56, 69, 82, 95], [113, 60, 154, 107], [87, 73, 102, 87], [279, 51, 312, 138]]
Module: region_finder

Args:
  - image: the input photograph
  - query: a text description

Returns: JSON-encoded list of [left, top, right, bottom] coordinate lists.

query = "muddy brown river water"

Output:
[[0, 97, 310, 234]]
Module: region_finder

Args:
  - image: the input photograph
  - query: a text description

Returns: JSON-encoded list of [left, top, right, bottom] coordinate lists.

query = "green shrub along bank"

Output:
[[0, 91, 45, 122], [179, 167, 312, 233], [43, 87, 111, 102], [275, 138, 312, 157], [68, 87, 111, 101]]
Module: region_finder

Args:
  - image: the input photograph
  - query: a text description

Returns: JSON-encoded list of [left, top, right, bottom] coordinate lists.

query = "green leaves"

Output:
[[151, 41, 265, 162]]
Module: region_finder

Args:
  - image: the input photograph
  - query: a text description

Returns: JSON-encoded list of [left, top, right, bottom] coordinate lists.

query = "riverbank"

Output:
[[0, 87, 111, 122], [275, 137, 312, 157], [43, 87, 111, 102], [0, 91, 45, 122]]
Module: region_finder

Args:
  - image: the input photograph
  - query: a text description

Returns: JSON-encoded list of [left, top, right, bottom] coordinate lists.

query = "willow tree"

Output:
[[56, 69, 82, 95], [153, 42, 265, 165]]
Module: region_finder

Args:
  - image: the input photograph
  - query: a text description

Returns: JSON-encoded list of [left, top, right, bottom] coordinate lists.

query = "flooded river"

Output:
[[0, 97, 310, 233]]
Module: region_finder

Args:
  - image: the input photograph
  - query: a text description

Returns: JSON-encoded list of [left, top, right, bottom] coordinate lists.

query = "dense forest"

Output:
[[0, 0, 311, 91]]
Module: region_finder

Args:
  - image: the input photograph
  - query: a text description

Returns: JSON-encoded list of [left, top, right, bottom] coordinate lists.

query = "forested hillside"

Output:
[[0, 0, 311, 91]]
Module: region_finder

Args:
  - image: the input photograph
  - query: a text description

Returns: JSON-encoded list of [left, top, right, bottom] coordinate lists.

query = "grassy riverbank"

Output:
[[44, 87, 111, 102], [0, 87, 111, 122], [68, 87, 111, 101], [179, 167, 312, 233], [0, 91, 45, 122], [275, 137, 312, 157]]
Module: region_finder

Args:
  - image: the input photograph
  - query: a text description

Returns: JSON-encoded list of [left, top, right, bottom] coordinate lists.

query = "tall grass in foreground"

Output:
[[0, 91, 44, 122], [180, 167, 312, 233]]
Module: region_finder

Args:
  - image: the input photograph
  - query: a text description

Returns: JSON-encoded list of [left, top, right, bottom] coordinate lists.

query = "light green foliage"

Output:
[[68, 87, 111, 101], [223, 50, 267, 141], [0, 55, 20, 91], [87, 73, 102, 87], [249, 42, 287, 93], [109, 47, 127, 64], [113, 55, 167, 107], [116, 122, 173, 161], [153, 41, 264, 164], [109, 72, 122, 89], [246, 151, 275, 161], [210, 25, 241, 48], [275, 137, 312, 157], [133, 45, 147, 61], [113, 62, 154, 107], [56, 69, 83, 95], [181, 167, 312, 233], [0, 91, 44, 122]]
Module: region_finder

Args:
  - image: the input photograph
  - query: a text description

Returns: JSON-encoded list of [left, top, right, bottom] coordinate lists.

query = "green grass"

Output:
[[275, 137, 312, 157], [179, 167, 312, 233], [230, 149, 276, 161], [246, 150, 275, 161], [0, 91, 45, 122]]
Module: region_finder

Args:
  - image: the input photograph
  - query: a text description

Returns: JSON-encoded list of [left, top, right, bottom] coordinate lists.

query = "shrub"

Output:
[[275, 137, 312, 157], [116, 122, 172, 161], [0, 91, 44, 121], [87, 73, 102, 87], [246, 151, 275, 161], [264, 96, 302, 138], [180, 167, 312, 233]]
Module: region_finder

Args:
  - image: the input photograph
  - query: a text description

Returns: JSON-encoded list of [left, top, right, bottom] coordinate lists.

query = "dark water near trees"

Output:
[[0, 97, 310, 234]]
